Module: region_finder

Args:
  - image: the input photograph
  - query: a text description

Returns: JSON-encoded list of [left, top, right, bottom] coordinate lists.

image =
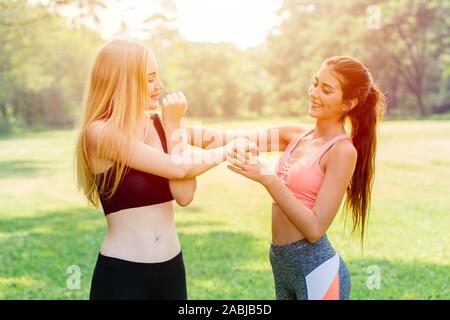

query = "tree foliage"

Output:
[[0, 0, 449, 135]]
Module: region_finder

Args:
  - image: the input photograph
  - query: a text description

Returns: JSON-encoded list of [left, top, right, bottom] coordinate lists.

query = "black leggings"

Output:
[[89, 251, 187, 300]]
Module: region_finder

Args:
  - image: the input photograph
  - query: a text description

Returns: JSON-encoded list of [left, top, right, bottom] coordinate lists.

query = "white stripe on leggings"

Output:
[[305, 253, 339, 300]]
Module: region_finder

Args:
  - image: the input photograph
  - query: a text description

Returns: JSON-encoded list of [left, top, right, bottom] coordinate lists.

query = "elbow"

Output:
[[303, 222, 323, 244], [174, 186, 195, 207], [305, 232, 323, 244], [175, 196, 194, 207]]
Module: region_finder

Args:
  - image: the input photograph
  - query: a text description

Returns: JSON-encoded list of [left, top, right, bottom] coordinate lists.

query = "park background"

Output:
[[0, 0, 449, 299]]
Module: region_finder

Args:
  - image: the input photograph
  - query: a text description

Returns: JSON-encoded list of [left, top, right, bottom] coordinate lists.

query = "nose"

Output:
[[156, 77, 164, 91], [309, 85, 320, 100]]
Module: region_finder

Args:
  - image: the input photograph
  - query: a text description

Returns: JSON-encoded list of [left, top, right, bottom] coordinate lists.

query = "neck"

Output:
[[313, 118, 346, 140]]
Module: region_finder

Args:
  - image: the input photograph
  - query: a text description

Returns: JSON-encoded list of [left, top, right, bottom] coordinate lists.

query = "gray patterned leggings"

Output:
[[269, 234, 351, 300]]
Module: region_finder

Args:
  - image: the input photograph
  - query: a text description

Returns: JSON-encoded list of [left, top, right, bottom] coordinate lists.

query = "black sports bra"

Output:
[[96, 113, 174, 215]]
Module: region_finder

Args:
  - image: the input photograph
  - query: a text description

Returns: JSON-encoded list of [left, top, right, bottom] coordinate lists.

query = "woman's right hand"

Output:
[[161, 91, 188, 124]]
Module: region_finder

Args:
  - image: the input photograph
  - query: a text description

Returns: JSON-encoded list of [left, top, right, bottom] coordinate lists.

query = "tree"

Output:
[[370, 0, 450, 116], [0, 0, 103, 134], [264, 0, 450, 117]]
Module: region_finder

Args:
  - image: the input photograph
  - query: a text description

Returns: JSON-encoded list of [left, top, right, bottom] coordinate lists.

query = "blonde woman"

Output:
[[74, 39, 254, 300]]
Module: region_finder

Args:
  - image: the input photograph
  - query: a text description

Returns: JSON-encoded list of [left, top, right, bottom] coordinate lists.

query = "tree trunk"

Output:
[[387, 76, 399, 115], [415, 90, 427, 117], [0, 103, 12, 135]]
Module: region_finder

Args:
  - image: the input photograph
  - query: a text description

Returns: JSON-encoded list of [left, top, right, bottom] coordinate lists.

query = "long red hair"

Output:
[[325, 56, 386, 242]]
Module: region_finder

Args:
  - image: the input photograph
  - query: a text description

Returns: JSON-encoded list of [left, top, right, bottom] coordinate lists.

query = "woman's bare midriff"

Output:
[[100, 200, 181, 263], [271, 134, 336, 245], [271, 203, 306, 245], [90, 115, 181, 263]]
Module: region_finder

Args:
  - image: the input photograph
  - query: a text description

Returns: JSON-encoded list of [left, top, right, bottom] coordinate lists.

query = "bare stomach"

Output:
[[100, 200, 181, 263], [271, 203, 306, 245]]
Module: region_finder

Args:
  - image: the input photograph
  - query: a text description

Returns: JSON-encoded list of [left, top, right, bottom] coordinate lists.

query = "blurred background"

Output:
[[0, 0, 449, 300], [1, 0, 449, 133]]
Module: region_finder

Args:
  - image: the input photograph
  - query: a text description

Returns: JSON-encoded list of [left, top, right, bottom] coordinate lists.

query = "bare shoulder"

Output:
[[86, 119, 108, 149], [87, 119, 108, 132], [328, 139, 357, 164], [278, 125, 310, 145], [154, 111, 163, 118], [143, 112, 161, 129], [145, 111, 161, 122]]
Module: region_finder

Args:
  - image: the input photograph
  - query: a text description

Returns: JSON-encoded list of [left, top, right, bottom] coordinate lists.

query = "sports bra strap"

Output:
[[310, 134, 351, 164], [287, 129, 315, 157], [151, 113, 168, 153]]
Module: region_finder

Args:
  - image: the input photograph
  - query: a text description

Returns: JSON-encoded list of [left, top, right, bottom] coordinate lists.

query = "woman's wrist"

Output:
[[162, 117, 182, 129], [221, 145, 228, 162], [262, 173, 279, 189]]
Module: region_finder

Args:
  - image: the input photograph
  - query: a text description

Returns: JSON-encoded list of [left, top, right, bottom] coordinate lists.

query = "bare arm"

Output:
[[86, 120, 231, 181], [187, 125, 308, 152], [262, 141, 357, 242], [228, 140, 357, 243], [163, 116, 197, 207], [87, 91, 256, 205]]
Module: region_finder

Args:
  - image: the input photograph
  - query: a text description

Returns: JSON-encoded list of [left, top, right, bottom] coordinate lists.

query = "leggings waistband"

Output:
[[270, 234, 334, 256], [96, 251, 183, 269]]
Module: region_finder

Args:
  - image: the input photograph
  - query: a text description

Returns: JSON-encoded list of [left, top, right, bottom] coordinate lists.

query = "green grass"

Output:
[[0, 119, 449, 299]]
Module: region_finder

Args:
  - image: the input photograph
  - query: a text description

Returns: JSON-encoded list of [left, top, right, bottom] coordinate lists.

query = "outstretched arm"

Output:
[[86, 95, 258, 182], [187, 125, 308, 152], [86, 122, 239, 181]]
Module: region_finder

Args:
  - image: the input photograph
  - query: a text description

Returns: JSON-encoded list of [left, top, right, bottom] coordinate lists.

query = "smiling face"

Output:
[[146, 52, 164, 110], [307, 63, 355, 121]]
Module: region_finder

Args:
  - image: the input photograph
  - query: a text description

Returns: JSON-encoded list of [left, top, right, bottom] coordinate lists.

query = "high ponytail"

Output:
[[325, 56, 386, 243]]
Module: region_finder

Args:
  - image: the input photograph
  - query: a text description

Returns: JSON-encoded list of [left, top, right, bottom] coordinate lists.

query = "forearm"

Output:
[[165, 120, 227, 179], [263, 176, 321, 242], [188, 126, 284, 152], [179, 147, 226, 178], [188, 127, 235, 149], [164, 119, 197, 206]]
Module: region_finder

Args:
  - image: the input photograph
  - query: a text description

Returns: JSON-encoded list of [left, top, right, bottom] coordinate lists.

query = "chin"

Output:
[[308, 108, 319, 119]]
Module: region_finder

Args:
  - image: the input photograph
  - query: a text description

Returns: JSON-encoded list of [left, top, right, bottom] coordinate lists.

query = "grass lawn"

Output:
[[0, 118, 449, 299]]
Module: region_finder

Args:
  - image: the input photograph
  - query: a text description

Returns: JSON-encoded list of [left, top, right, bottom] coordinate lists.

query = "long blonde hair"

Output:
[[74, 39, 151, 207]]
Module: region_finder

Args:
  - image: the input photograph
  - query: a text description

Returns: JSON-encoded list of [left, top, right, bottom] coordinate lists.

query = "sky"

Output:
[[93, 0, 284, 49]]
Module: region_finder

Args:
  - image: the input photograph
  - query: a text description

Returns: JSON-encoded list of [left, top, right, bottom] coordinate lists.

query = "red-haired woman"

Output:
[[189, 56, 385, 300]]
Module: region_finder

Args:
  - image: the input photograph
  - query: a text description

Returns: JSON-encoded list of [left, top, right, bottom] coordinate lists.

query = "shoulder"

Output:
[[86, 119, 108, 149], [328, 139, 357, 165], [146, 111, 161, 121], [86, 119, 108, 136], [278, 125, 311, 145], [144, 111, 162, 129]]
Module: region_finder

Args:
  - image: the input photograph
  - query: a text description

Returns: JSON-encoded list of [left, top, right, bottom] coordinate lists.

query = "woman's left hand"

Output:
[[226, 146, 275, 186], [161, 91, 188, 124]]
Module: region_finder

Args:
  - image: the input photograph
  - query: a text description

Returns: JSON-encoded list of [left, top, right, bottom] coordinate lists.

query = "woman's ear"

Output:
[[343, 98, 358, 112]]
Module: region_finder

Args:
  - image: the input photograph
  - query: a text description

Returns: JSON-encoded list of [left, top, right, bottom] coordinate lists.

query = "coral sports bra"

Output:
[[275, 129, 351, 209]]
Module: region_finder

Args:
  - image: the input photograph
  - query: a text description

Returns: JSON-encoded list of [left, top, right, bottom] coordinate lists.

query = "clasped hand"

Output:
[[226, 139, 275, 186]]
